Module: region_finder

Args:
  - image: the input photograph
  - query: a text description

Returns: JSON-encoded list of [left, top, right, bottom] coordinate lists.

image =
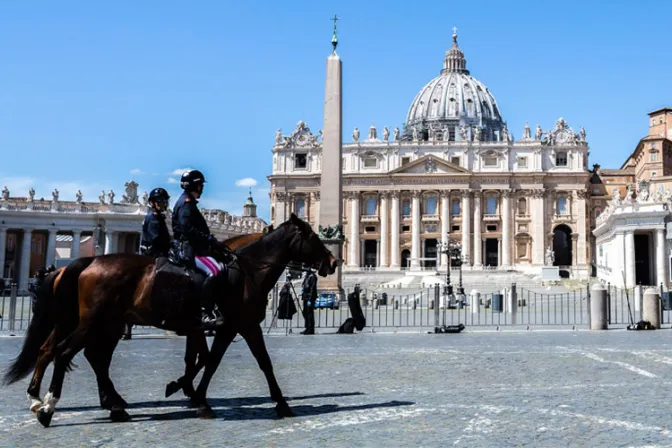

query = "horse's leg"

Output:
[[35, 319, 94, 428], [192, 326, 237, 419], [240, 324, 294, 418], [84, 327, 128, 418], [165, 331, 208, 399], [26, 331, 55, 412]]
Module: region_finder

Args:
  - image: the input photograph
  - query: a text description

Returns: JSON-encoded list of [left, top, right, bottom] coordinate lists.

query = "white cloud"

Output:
[[167, 177, 179, 184], [235, 178, 258, 187], [171, 168, 193, 176], [130, 168, 143, 175]]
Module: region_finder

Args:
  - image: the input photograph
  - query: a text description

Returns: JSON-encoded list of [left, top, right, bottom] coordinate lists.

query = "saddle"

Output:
[[149, 257, 200, 331]]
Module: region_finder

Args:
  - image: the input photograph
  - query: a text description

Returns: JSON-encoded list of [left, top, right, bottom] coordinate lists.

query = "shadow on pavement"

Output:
[[56, 391, 367, 413]]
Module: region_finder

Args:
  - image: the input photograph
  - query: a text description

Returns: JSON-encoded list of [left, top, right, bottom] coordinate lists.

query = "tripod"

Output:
[[267, 279, 303, 335]]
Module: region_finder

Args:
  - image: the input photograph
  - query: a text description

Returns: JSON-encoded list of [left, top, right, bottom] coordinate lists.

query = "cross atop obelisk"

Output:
[[318, 17, 344, 297]]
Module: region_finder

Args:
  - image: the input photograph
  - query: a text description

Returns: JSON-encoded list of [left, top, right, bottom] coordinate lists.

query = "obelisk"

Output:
[[317, 15, 344, 298]]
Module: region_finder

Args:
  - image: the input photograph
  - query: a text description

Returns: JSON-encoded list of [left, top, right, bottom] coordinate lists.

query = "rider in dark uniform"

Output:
[[172, 169, 228, 329], [140, 188, 171, 258]]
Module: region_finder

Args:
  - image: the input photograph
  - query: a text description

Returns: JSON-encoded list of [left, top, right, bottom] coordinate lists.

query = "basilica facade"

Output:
[[268, 32, 591, 277], [0, 182, 266, 289]]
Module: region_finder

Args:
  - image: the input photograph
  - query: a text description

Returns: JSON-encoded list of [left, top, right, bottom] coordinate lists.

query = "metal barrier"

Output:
[[0, 283, 33, 333], [605, 283, 672, 326]]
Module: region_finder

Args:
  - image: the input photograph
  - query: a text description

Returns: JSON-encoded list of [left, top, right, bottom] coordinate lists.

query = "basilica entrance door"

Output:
[[401, 249, 410, 268], [635, 234, 652, 285], [485, 239, 499, 267], [553, 225, 572, 266], [363, 240, 378, 268], [424, 239, 437, 268]]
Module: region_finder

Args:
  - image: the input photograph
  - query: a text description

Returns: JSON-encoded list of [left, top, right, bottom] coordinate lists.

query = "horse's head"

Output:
[[285, 213, 338, 277]]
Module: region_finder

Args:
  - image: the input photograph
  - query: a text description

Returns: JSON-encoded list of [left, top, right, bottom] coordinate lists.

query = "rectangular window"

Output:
[[451, 156, 461, 166], [402, 225, 410, 232], [294, 153, 307, 169], [451, 200, 460, 216], [486, 197, 497, 215], [451, 225, 460, 232], [364, 198, 377, 216], [401, 157, 411, 166], [652, 172, 657, 177], [486, 224, 497, 232], [555, 152, 568, 167], [484, 157, 498, 167], [365, 226, 376, 233], [402, 200, 411, 217], [517, 156, 527, 168], [363, 158, 377, 168], [448, 127, 456, 142], [651, 151, 659, 162], [295, 198, 306, 217]]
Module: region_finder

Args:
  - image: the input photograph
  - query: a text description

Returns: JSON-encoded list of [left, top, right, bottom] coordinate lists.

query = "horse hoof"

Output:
[[36, 408, 53, 428], [30, 399, 43, 413], [165, 381, 180, 398], [197, 406, 216, 419], [275, 402, 295, 418], [110, 409, 130, 423]]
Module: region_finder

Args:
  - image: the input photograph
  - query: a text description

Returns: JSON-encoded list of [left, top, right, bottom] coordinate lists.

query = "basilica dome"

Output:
[[404, 31, 506, 142]]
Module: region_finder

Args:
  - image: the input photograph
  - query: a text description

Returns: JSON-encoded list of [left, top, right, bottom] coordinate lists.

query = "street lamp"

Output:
[[437, 239, 463, 299]]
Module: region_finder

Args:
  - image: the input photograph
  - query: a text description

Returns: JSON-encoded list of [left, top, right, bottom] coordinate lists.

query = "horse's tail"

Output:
[[2, 269, 61, 386]]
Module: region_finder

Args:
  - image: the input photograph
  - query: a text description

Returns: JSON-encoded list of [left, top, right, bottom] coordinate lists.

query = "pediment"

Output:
[[390, 155, 470, 175]]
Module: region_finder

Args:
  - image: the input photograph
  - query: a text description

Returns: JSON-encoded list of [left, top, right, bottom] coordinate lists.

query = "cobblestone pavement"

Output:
[[2, 330, 672, 447]]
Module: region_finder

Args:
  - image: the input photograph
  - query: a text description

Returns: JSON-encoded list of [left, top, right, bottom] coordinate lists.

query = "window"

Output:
[[402, 225, 410, 232], [452, 225, 460, 232], [555, 151, 568, 167], [484, 156, 498, 167], [294, 153, 307, 169], [651, 151, 659, 162], [451, 156, 461, 166], [451, 199, 460, 216], [402, 200, 411, 217], [557, 197, 568, 215], [364, 198, 377, 216], [448, 127, 456, 142], [365, 226, 376, 233], [294, 198, 306, 217], [424, 196, 437, 215], [652, 172, 657, 177], [486, 224, 497, 232], [271, 206, 275, 221], [595, 208, 602, 218], [517, 156, 528, 168], [486, 197, 497, 215], [517, 198, 527, 215], [364, 158, 377, 168], [401, 157, 411, 166]]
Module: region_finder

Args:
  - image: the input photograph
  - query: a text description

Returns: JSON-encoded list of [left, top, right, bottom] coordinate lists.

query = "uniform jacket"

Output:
[[301, 272, 318, 302], [141, 209, 171, 257], [172, 192, 212, 258]]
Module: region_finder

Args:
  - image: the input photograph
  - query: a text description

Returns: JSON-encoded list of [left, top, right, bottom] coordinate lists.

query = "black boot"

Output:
[[200, 276, 223, 330]]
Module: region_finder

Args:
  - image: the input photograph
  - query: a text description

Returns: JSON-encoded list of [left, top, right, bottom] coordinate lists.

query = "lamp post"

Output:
[[438, 239, 462, 300]]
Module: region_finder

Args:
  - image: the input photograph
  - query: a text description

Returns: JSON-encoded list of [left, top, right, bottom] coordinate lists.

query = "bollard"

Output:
[[8, 283, 17, 332], [590, 283, 608, 330], [429, 299, 435, 310], [643, 287, 661, 329], [470, 289, 480, 314], [509, 283, 518, 325]]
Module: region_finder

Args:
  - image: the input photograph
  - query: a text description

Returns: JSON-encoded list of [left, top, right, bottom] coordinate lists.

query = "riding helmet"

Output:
[[149, 187, 170, 203], [180, 169, 206, 191]]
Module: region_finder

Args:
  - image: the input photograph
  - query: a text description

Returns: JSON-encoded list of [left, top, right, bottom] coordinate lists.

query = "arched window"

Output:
[[424, 196, 437, 215], [451, 199, 460, 216], [486, 197, 498, 215], [557, 197, 568, 216], [402, 200, 411, 217], [294, 198, 305, 217], [271, 206, 275, 221], [517, 198, 527, 215], [364, 198, 377, 216]]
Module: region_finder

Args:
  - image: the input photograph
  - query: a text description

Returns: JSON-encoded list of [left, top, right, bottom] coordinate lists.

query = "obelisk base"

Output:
[[317, 239, 345, 301]]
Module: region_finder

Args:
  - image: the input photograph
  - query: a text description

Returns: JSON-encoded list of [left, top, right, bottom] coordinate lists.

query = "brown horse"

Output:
[[4, 215, 337, 427], [7, 229, 270, 415]]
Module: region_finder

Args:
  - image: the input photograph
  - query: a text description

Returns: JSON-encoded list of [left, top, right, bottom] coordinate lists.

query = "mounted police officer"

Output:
[[172, 169, 229, 329], [140, 188, 171, 258]]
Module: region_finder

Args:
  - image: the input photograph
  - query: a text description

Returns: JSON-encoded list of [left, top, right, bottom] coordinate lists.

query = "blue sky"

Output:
[[1, 0, 671, 221]]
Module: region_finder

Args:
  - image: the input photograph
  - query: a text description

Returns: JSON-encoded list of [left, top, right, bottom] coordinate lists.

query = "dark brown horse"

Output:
[[6, 229, 270, 415], [4, 215, 336, 427]]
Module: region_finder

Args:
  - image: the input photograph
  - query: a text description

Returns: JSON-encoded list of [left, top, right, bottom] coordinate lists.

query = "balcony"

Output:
[[554, 214, 572, 221], [361, 215, 379, 223], [421, 214, 440, 222], [483, 214, 500, 221]]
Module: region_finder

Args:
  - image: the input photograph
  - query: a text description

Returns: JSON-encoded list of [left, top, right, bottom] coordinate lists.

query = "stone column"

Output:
[[0, 228, 6, 278], [104, 231, 117, 255], [575, 190, 588, 270], [473, 191, 482, 267], [46, 229, 57, 267], [624, 230, 635, 288], [656, 228, 666, 288], [347, 193, 360, 267], [440, 191, 450, 267], [19, 229, 32, 290], [390, 191, 400, 268], [532, 190, 545, 265], [410, 191, 421, 269], [274, 192, 288, 225], [312, 192, 321, 229], [71, 230, 82, 259], [502, 189, 512, 267], [461, 190, 471, 265], [379, 192, 389, 267]]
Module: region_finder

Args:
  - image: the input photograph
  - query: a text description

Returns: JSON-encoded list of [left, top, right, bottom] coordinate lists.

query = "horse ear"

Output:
[[289, 213, 298, 222]]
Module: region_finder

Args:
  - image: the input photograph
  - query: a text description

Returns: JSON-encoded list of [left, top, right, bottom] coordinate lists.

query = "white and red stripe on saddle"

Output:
[[195, 256, 223, 276]]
